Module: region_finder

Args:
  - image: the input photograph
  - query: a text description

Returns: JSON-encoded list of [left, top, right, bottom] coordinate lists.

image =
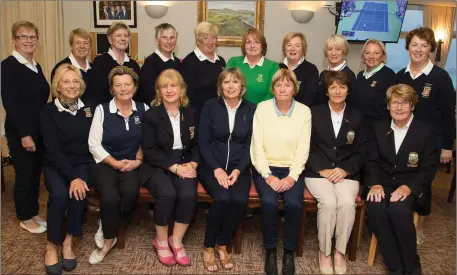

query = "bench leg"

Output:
[[448, 169, 456, 203], [367, 234, 377, 266], [347, 203, 363, 261], [357, 204, 366, 248], [234, 219, 243, 254], [117, 225, 126, 249], [296, 209, 306, 257]]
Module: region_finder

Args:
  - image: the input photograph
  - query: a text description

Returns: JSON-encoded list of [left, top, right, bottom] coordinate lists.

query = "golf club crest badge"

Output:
[[407, 152, 419, 168], [84, 107, 92, 118], [346, 130, 355, 144], [256, 74, 264, 83], [422, 83, 432, 98], [189, 126, 195, 139]]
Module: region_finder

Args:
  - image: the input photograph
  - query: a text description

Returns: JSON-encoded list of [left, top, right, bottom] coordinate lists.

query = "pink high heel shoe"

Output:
[[168, 236, 191, 266], [152, 238, 176, 267]]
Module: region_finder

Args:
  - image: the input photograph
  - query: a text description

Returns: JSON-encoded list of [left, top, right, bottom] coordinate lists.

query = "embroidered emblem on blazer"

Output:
[[407, 152, 419, 167], [189, 126, 195, 139], [84, 108, 92, 117], [346, 130, 355, 144], [256, 74, 264, 83], [134, 116, 141, 124], [422, 83, 432, 98], [297, 81, 302, 90], [370, 80, 377, 87]]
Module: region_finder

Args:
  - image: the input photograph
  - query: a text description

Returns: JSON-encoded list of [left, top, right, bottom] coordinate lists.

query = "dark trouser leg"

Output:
[[118, 169, 140, 220], [143, 170, 176, 226], [366, 198, 402, 272], [172, 176, 197, 224], [282, 176, 304, 251], [93, 163, 120, 239], [66, 164, 90, 238], [6, 130, 43, 220]]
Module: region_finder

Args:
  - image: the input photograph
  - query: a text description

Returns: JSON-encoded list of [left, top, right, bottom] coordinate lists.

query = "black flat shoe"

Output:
[[264, 248, 278, 275], [282, 252, 295, 275], [45, 261, 62, 275], [62, 258, 77, 272]]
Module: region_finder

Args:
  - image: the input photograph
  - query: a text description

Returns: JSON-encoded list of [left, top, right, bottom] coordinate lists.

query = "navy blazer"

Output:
[[198, 97, 256, 173], [305, 104, 367, 180], [139, 104, 199, 183], [365, 118, 438, 203]]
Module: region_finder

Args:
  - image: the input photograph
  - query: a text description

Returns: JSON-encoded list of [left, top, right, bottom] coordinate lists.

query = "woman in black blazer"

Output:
[[365, 84, 438, 275], [140, 69, 199, 267], [305, 71, 367, 275], [198, 68, 256, 272]]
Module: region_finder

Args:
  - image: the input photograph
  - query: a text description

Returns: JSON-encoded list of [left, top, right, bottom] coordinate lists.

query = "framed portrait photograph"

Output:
[[197, 1, 265, 47], [93, 1, 137, 28]]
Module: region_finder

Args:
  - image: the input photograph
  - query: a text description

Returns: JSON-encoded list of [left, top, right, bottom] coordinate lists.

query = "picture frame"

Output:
[[197, 1, 265, 47], [93, 1, 137, 28]]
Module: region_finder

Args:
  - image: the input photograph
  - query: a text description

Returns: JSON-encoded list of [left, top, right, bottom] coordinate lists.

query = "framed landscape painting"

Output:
[[197, 1, 265, 47], [93, 1, 137, 28]]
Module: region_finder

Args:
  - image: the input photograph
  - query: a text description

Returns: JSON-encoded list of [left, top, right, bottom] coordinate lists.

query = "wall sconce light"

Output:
[[435, 39, 443, 62], [290, 9, 314, 23], [145, 4, 168, 19]]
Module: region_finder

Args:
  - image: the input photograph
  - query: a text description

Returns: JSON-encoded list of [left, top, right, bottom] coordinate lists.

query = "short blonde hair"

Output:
[[271, 68, 299, 96], [108, 66, 139, 96], [152, 69, 189, 107], [361, 39, 387, 63], [194, 22, 218, 45], [386, 84, 418, 107], [241, 28, 267, 56], [282, 32, 307, 57], [107, 22, 130, 37], [69, 28, 92, 46], [51, 64, 86, 98], [323, 34, 349, 57], [12, 21, 39, 39], [217, 68, 247, 98]]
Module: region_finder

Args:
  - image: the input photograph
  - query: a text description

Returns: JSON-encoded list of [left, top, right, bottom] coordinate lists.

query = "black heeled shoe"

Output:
[[282, 251, 295, 275], [45, 261, 62, 275], [62, 258, 77, 272], [264, 248, 278, 275]]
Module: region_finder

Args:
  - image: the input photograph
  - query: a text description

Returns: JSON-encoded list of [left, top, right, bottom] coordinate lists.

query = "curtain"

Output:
[[423, 6, 456, 68]]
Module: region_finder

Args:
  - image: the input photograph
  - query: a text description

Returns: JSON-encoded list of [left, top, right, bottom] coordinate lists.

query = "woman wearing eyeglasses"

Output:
[[1, 21, 50, 234]]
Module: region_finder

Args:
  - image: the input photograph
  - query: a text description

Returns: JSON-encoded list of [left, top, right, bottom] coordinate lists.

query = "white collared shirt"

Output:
[[69, 53, 91, 72], [54, 98, 85, 116], [283, 56, 304, 71], [243, 56, 265, 69], [405, 60, 434, 80], [327, 60, 347, 71], [194, 47, 220, 63], [12, 50, 38, 73], [224, 98, 242, 134], [168, 111, 183, 150], [329, 103, 346, 137], [391, 115, 414, 154], [108, 48, 130, 65], [88, 98, 149, 163], [363, 62, 384, 79], [155, 49, 175, 62]]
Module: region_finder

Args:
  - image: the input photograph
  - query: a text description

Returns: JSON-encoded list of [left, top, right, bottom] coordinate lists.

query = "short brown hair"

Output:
[[217, 68, 247, 98], [152, 69, 189, 107], [386, 84, 418, 107], [107, 22, 130, 37], [155, 23, 177, 39], [51, 64, 86, 98], [271, 68, 299, 96], [323, 71, 350, 91], [241, 28, 267, 56], [108, 66, 139, 96], [12, 21, 39, 39], [405, 27, 437, 53], [282, 32, 307, 57], [69, 28, 91, 46]]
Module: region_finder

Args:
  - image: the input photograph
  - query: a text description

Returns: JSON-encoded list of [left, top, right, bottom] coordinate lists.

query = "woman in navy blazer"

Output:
[[198, 68, 256, 272]]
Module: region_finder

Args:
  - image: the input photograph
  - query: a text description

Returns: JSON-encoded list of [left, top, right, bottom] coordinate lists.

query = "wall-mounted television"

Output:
[[336, 0, 408, 43]]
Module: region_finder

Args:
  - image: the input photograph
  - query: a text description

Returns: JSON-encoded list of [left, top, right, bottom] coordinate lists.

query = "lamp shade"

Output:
[[145, 4, 168, 19], [290, 9, 314, 23]]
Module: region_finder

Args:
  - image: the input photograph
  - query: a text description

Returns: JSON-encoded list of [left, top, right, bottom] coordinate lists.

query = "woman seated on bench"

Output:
[[304, 71, 367, 275], [88, 66, 148, 264], [140, 69, 199, 267], [251, 68, 312, 275], [198, 67, 256, 272], [365, 84, 438, 275]]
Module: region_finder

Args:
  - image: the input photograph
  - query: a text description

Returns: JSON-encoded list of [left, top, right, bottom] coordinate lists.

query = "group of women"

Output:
[[1, 19, 455, 275]]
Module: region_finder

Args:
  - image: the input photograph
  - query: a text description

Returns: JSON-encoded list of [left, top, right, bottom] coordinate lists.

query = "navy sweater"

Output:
[[279, 59, 319, 107]]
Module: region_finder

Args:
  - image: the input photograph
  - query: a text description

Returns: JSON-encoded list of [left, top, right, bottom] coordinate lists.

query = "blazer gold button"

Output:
[[333, 147, 336, 150]]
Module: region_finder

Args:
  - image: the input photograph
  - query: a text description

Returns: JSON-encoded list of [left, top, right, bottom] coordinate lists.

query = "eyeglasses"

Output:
[[15, 35, 38, 41], [390, 100, 411, 107]]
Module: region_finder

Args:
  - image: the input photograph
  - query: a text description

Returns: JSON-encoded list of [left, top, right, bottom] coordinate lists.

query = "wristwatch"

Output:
[[263, 173, 272, 179]]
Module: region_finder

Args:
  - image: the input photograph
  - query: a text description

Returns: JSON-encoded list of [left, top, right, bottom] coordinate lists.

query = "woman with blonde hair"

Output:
[[181, 22, 226, 121], [140, 69, 199, 267], [41, 64, 95, 275], [317, 34, 356, 105]]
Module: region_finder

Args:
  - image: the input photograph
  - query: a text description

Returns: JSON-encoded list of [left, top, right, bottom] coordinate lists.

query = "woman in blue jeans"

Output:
[[250, 68, 312, 275]]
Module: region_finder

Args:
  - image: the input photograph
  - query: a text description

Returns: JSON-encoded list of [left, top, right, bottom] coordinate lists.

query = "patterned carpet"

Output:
[[1, 165, 455, 275]]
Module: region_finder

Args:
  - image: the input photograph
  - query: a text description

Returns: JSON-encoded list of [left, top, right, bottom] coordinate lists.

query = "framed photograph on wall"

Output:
[[197, 1, 265, 47], [93, 1, 137, 28]]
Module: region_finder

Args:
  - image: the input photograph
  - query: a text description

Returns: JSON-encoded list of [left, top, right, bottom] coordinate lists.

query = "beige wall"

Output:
[[62, 1, 365, 73]]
